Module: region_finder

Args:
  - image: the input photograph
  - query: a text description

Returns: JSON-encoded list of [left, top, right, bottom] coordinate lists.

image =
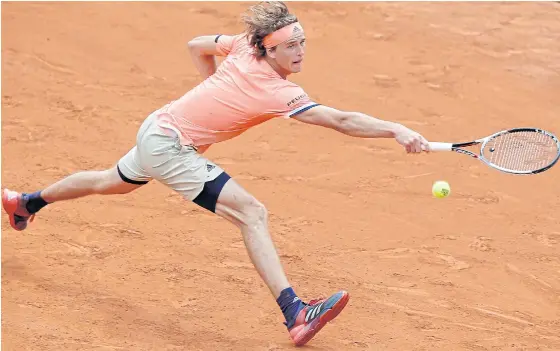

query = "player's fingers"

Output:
[[412, 139, 422, 153], [420, 138, 430, 152]]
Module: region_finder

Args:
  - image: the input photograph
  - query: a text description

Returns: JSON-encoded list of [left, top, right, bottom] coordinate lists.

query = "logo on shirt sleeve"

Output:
[[287, 93, 308, 107]]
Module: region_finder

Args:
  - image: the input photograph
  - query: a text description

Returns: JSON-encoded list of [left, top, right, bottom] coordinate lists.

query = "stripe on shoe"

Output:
[[305, 302, 324, 322]]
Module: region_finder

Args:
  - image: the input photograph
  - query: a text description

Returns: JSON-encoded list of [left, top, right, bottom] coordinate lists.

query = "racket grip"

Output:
[[428, 142, 453, 152]]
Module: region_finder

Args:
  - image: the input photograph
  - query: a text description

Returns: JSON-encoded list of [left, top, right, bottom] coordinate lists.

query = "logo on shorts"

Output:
[[206, 164, 216, 172]]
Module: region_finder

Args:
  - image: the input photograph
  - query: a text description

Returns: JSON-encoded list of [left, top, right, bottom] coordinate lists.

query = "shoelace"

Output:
[[306, 296, 325, 306]]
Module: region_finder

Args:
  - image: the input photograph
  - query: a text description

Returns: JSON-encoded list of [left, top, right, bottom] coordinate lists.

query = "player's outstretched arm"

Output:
[[187, 35, 232, 79], [292, 105, 430, 153]]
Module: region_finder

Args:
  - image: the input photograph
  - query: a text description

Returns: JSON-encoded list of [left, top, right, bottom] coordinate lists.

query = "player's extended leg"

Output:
[[212, 178, 349, 346], [2, 164, 147, 231], [2, 111, 162, 231], [41, 166, 144, 202]]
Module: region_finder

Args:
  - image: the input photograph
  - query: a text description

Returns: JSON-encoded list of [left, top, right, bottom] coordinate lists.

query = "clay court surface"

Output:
[[2, 2, 560, 350]]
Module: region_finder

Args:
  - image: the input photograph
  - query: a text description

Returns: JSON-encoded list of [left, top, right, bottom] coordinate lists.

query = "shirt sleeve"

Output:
[[271, 83, 321, 119], [215, 34, 244, 57]]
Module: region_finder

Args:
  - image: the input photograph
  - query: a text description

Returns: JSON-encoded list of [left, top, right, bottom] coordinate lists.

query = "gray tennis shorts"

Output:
[[117, 111, 226, 202]]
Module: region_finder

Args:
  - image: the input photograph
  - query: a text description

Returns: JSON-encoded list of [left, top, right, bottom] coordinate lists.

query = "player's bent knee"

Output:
[[242, 199, 268, 226], [211, 177, 268, 227]]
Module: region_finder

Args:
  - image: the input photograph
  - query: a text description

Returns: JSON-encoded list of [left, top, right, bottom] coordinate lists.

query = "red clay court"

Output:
[[2, 2, 559, 350]]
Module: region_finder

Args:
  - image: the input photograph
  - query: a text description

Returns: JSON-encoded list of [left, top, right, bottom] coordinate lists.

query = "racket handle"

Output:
[[428, 142, 453, 152]]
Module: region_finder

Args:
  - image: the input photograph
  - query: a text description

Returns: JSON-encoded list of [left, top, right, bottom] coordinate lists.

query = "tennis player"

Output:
[[3, 1, 430, 346]]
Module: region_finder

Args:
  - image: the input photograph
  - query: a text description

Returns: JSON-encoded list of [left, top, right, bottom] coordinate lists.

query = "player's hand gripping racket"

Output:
[[427, 128, 560, 175]]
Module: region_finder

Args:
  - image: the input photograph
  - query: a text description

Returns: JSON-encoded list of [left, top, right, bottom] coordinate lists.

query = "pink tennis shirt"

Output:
[[154, 33, 319, 151]]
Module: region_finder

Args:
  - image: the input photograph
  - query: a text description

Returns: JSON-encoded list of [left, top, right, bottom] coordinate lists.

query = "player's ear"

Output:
[[267, 47, 277, 59]]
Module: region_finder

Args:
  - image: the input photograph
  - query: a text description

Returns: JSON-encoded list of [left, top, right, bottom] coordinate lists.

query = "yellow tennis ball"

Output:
[[432, 180, 451, 198]]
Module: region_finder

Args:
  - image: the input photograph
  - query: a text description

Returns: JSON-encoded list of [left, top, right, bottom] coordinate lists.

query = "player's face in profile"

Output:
[[274, 35, 306, 74]]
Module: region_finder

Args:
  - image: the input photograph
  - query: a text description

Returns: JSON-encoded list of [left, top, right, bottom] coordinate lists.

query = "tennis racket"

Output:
[[427, 127, 560, 175]]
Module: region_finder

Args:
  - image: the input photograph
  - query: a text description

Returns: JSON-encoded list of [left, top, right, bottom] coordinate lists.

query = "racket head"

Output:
[[479, 128, 560, 174]]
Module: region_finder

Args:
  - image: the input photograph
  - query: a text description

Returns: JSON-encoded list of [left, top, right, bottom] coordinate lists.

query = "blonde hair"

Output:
[[241, 1, 298, 57]]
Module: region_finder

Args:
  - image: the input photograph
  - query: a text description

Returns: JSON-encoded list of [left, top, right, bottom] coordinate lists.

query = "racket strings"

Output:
[[483, 131, 559, 172]]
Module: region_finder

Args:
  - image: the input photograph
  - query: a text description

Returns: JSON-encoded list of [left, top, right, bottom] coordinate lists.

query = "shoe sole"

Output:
[[294, 291, 350, 347]]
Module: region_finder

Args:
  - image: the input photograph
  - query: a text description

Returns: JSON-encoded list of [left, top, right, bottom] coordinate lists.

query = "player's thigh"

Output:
[[115, 111, 157, 188], [138, 143, 264, 224], [144, 145, 264, 223], [116, 145, 152, 188], [100, 164, 146, 195]]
